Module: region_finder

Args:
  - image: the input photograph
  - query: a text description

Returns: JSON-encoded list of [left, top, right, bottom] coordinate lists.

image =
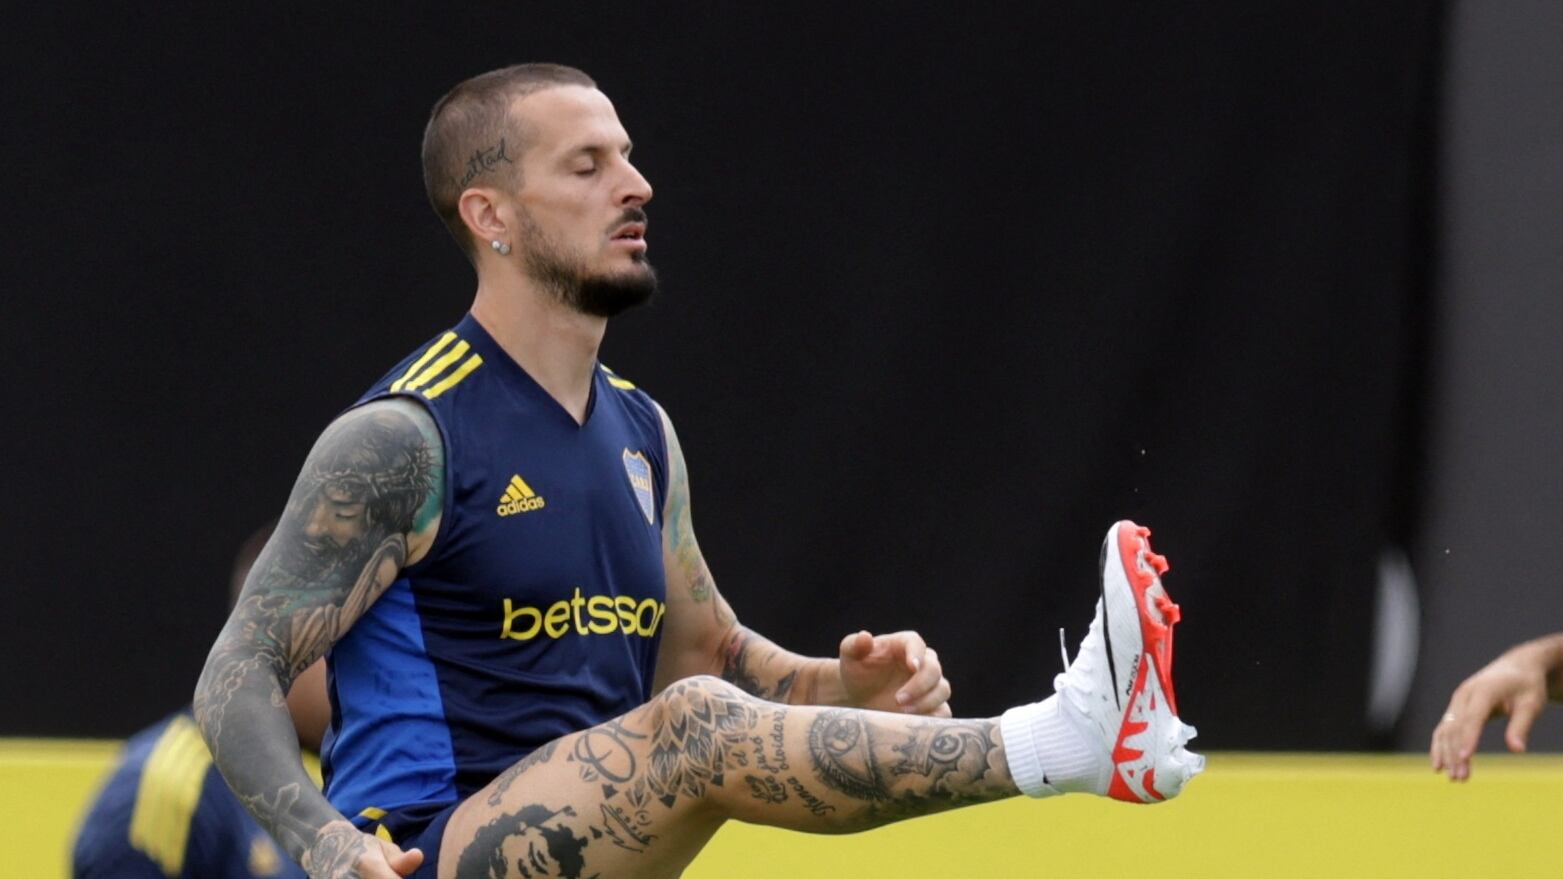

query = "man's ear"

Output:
[[457, 188, 510, 248]]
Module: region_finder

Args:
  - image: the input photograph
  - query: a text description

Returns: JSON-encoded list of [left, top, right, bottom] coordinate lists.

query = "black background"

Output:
[[2, 3, 1442, 748]]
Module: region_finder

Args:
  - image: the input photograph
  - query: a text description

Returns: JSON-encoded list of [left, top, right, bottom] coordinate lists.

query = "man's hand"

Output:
[[302, 822, 423, 878], [1430, 637, 1563, 781], [837, 630, 952, 716]]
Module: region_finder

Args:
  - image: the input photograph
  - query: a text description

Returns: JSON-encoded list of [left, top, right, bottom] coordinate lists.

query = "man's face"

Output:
[[508, 86, 656, 317], [303, 477, 372, 553]]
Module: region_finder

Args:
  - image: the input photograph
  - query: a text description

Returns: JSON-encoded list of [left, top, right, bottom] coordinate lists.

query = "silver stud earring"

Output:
[[490, 239, 511, 256]]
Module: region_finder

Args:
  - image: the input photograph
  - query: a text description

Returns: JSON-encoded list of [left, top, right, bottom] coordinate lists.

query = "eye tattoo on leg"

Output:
[[808, 710, 890, 801], [807, 712, 1006, 824]]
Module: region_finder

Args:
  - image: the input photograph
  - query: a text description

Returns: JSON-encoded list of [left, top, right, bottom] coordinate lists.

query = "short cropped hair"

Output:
[[421, 63, 596, 258]]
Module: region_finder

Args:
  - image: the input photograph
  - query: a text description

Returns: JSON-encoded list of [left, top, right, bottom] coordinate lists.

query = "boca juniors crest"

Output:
[[622, 449, 655, 525]]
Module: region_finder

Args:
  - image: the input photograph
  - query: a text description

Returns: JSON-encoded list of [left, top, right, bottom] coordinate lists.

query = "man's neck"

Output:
[[470, 275, 607, 425]]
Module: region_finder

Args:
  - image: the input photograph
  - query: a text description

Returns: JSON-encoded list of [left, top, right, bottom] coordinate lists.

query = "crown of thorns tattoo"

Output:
[[306, 413, 436, 531]]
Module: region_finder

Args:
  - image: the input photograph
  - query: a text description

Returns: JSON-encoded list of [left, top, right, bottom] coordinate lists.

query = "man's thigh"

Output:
[[436, 715, 726, 879]]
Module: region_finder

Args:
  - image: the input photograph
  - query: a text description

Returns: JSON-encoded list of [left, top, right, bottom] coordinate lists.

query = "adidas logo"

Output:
[[497, 475, 546, 517]]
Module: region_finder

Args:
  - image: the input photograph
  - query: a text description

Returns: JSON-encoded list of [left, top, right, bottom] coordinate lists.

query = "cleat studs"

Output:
[[1147, 552, 1169, 574]]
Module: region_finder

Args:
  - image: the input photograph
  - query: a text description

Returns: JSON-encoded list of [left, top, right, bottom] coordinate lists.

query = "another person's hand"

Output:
[[303, 823, 423, 878], [1431, 634, 1563, 781], [837, 630, 952, 716]]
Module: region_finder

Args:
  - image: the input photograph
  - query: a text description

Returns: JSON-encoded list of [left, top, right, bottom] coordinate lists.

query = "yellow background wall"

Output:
[[7, 745, 1556, 878]]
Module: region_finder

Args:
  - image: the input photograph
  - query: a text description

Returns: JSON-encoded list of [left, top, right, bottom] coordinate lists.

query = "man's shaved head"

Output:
[[422, 63, 596, 259]]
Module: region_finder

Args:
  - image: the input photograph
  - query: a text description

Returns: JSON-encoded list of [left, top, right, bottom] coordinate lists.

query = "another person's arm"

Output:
[[1431, 632, 1563, 780], [651, 405, 952, 716], [193, 400, 441, 877]]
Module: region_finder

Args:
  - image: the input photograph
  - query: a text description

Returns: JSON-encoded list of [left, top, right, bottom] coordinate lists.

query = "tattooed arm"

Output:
[[652, 406, 952, 715], [193, 400, 441, 878]]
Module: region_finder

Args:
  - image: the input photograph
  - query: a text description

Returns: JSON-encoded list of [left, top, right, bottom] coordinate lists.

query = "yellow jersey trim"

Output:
[[127, 715, 211, 876], [600, 364, 637, 390], [391, 332, 457, 392], [422, 353, 484, 399], [388, 332, 484, 400], [405, 340, 472, 392], [357, 807, 395, 842]]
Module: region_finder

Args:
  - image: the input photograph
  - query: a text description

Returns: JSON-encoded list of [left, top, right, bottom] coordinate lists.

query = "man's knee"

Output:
[[655, 674, 750, 708], [647, 675, 759, 734]]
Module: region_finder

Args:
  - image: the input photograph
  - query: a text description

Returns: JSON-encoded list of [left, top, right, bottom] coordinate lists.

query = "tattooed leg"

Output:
[[442, 675, 1018, 878]]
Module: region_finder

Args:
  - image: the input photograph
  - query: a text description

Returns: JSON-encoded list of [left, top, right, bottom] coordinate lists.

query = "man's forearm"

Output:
[[194, 636, 352, 870], [717, 625, 842, 706], [1513, 632, 1563, 702]]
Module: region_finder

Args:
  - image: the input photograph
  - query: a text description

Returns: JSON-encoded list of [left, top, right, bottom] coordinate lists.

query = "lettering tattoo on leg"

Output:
[[750, 706, 791, 775], [769, 709, 790, 770], [744, 774, 789, 804], [784, 776, 836, 817]]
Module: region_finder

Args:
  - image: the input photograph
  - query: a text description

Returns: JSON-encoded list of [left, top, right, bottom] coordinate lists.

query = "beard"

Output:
[[572, 266, 657, 318], [517, 208, 658, 318]]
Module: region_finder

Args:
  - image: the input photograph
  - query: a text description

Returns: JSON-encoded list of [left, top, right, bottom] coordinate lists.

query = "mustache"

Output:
[[609, 207, 648, 234]]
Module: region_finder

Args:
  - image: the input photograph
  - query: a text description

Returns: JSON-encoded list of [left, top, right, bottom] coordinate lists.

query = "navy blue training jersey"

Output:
[[322, 312, 669, 821], [72, 709, 305, 879]]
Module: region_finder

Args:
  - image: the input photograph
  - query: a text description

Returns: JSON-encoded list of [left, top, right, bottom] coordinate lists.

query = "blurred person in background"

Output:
[[72, 523, 328, 879]]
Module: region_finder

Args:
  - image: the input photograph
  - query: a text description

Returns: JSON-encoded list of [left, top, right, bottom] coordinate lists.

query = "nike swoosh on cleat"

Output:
[[1099, 532, 1121, 711]]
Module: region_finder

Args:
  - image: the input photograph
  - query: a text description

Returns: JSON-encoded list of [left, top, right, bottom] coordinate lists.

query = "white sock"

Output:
[[1000, 695, 1105, 797]]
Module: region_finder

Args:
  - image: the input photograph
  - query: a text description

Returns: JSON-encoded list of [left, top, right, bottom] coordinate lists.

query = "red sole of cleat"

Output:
[[1114, 521, 1180, 716]]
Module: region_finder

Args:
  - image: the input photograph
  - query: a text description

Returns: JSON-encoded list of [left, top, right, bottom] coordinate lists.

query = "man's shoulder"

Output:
[[597, 363, 660, 410], [597, 363, 668, 438]]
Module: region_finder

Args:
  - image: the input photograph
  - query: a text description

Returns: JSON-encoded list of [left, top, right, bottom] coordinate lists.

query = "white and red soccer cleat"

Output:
[[1002, 520, 1203, 802], [1087, 520, 1202, 801]]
